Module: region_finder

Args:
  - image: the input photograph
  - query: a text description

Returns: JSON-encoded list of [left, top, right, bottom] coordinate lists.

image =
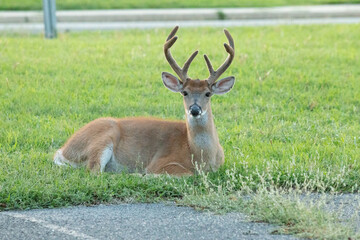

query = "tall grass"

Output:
[[178, 163, 360, 239]]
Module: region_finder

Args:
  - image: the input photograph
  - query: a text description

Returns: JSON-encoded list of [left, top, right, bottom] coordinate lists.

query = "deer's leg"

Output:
[[56, 118, 121, 173], [58, 139, 115, 173], [87, 143, 114, 173], [147, 160, 193, 176]]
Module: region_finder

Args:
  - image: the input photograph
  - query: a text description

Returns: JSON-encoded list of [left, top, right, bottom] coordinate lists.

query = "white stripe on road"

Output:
[[3, 212, 97, 240]]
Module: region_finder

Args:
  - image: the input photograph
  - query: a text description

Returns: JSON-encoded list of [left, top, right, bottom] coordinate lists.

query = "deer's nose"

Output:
[[189, 104, 202, 117]]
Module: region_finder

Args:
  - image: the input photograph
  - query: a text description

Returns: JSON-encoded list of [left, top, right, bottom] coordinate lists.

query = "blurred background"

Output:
[[1, 0, 359, 10], [1, 0, 360, 35]]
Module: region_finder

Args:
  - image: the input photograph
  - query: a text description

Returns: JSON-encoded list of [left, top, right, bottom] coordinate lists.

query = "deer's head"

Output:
[[162, 26, 235, 119]]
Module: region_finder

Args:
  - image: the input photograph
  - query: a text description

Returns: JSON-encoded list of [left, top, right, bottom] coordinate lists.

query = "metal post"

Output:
[[43, 0, 57, 38]]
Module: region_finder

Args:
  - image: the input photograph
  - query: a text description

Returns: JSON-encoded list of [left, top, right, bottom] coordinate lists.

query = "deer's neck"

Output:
[[185, 106, 219, 160]]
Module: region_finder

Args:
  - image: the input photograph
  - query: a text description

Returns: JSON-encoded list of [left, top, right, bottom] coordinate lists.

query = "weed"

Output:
[[217, 11, 226, 20], [177, 164, 360, 239]]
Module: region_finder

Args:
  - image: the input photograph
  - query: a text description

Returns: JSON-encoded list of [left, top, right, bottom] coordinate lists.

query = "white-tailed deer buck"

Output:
[[54, 26, 235, 176]]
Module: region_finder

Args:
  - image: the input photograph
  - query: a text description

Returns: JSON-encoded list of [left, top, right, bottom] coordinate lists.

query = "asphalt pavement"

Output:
[[2, 194, 359, 239], [0, 203, 298, 240]]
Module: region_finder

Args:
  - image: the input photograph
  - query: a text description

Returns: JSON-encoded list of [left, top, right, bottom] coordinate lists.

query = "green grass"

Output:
[[0, 25, 360, 238], [0, 0, 359, 10]]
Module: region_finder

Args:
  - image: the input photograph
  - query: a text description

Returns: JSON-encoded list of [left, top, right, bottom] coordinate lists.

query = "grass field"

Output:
[[1, 25, 360, 238], [0, 0, 359, 10]]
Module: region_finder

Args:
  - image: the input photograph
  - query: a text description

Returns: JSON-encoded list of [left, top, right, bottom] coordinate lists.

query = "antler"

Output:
[[204, 29, 235, 85], [164, 26, 198, 83]]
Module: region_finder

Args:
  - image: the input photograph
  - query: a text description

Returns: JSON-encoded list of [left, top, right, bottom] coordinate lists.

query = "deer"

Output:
[[53, 26, 235, 176]]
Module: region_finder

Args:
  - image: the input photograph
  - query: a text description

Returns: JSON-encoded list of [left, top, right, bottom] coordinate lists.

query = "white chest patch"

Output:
[[193, 132, 212, 149]]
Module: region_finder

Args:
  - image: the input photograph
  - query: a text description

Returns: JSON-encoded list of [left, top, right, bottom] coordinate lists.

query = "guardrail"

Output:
[[1, 5, 360, 24]]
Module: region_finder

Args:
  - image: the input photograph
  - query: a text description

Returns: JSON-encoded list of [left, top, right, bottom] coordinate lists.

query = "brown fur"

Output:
[[56, 83, 225, 175]]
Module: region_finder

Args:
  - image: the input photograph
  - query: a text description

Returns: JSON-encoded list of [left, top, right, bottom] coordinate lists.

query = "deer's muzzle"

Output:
[[189, 104, 202, 117]]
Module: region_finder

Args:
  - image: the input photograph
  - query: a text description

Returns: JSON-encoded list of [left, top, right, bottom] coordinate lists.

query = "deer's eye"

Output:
[[205, 92, 211, 97], [182, 91, 188, 96]]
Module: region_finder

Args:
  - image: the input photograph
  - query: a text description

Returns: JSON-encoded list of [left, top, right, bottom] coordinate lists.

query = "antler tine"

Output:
[[182, 50, 198, 78], [204, 54, 214, 76], [206, 29, 235, 85], [224, 29, 234, 49], [164, 26, 183, 81], [166, 26, 179, 41], [164, 26, 198, 82]]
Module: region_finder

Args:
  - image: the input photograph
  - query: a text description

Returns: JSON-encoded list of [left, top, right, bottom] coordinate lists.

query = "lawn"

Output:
[[0, 24, 360, 238], [0, 0, 359, 10]]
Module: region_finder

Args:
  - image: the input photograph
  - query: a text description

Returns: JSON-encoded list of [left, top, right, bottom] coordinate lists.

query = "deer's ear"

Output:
[[211, 76, 235, 95], [162, 72, 183, 92]]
